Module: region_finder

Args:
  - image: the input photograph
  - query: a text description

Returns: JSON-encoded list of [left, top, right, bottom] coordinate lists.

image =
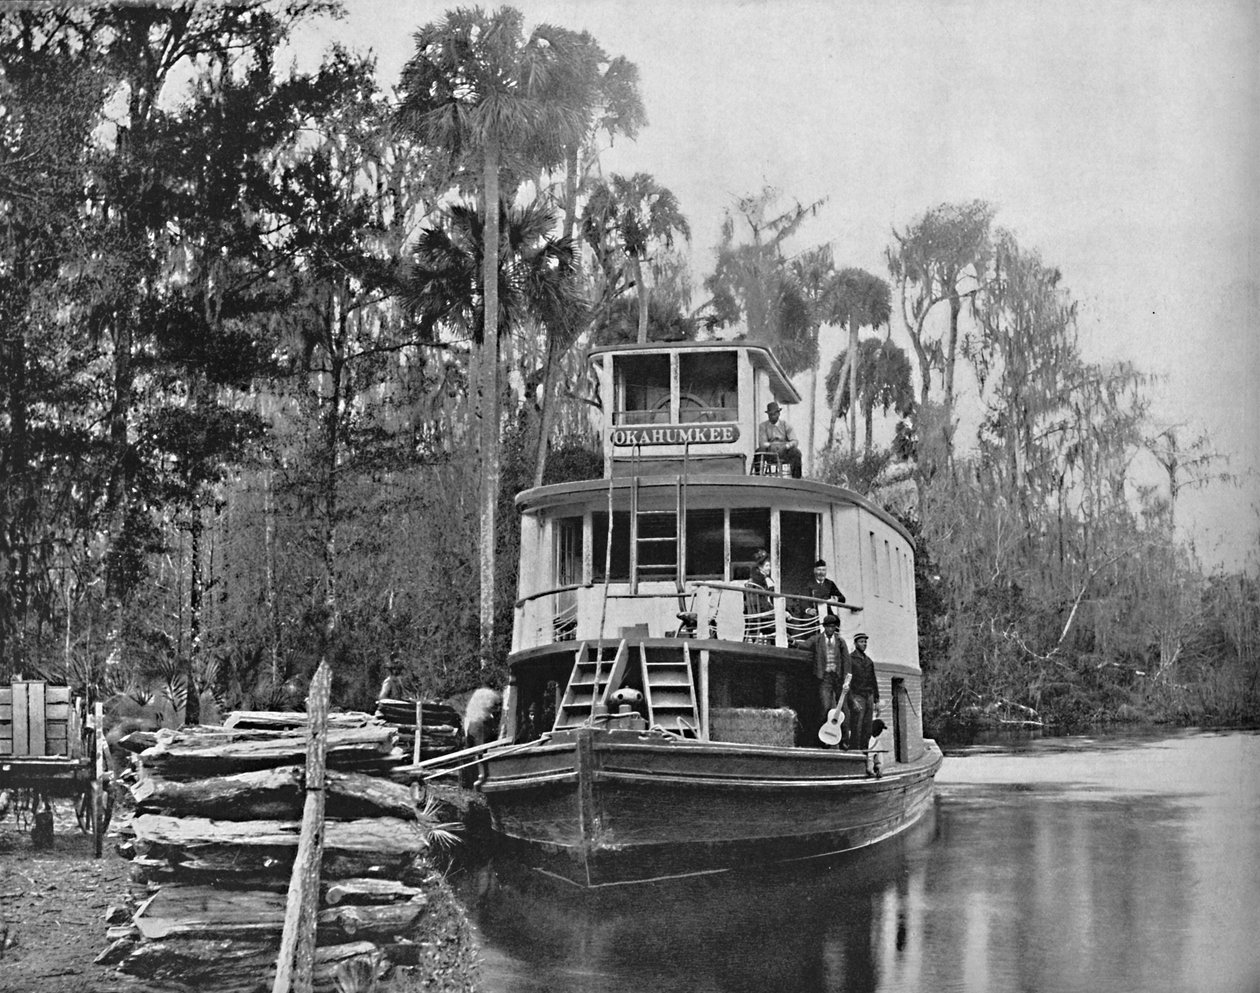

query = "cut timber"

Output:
[[128, 849, 414, 882], [131, 886, 427, 940], [131, 814, 428, 856], [138, 725, 397, 769], [131, 766, 418, 821], [323, 878, 424, 905], [225, 710, 380, 730], [318, 898, 425, 938], [118, 937, 380, 993]]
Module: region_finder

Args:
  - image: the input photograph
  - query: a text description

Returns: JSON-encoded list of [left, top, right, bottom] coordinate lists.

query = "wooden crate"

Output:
[[0, 682, 75, 757], [709, 707, 797, 747]]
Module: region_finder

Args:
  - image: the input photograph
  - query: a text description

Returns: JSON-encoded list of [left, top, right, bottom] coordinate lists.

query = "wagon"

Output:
[[0, 678, 113, 856]]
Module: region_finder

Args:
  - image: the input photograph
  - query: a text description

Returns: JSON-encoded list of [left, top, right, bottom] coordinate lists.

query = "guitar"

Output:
[[817, 687, 848, 745]]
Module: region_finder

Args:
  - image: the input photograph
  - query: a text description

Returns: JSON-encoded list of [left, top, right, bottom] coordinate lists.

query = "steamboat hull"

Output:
[[476, 728, 943, 887]]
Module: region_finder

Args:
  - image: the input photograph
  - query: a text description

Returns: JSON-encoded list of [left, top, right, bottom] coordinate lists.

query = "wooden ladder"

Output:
[[553, 640, 629, 731], [639, 641, 700, 736]]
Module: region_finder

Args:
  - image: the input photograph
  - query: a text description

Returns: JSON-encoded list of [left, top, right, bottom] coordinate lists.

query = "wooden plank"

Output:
[[0, 701, 11, 719], [45, 701, 71, 720], [12, 681, 29, 755], [45, 729, 69, 756], [273, 659, 331, 993], [0, 738, 12, 756], [45, 686, 71, 703], [27, 681, 46, 756], [0, 687, 10, 704]]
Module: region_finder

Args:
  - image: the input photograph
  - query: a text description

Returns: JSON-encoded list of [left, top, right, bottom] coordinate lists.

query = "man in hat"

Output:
[[844, 632, 880, 758], [802, 614, 850, 741], [803, 558, 846, 621], [756, 401, 802, 477]]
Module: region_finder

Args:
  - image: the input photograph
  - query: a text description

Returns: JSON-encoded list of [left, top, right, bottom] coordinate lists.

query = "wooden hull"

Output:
[[476, 728, 943, 887]]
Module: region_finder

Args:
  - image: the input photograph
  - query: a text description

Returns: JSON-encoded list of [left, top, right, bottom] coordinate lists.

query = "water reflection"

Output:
[[460, 811, 938, 993], [456, 731, 1260, 993]]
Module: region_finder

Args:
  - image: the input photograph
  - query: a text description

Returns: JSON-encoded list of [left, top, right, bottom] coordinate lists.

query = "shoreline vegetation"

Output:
[[1, 0, 1256, 915]]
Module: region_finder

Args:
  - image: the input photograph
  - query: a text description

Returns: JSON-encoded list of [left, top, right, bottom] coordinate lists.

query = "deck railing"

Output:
[[514, 582, 861, 650]]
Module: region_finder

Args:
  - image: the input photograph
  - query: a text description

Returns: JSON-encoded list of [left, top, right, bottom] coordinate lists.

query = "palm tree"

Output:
[[397, 8, 596, 669], [826, 268, 891, 455], [824, 337, 914, 453], [789, 245, 837, 473], [533, 31, 643, 487], [582, 172, 691, 345], [402, 200, 580, 357]]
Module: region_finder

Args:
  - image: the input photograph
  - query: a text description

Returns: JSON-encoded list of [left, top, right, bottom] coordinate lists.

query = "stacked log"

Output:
[[374, 698, 463, 761], [102, 717, 442, 992]]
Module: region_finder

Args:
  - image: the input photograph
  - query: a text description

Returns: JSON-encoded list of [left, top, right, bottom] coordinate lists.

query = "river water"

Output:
[[452, 728, 1260, 993]]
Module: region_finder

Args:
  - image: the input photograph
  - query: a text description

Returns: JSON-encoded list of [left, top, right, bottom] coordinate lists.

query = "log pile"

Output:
[[101, 715, 446, 992], [374, 698, 463, 762]]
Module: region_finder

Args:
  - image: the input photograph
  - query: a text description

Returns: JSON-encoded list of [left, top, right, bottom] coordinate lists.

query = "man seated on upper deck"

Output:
[[756, 402, 802, 478]]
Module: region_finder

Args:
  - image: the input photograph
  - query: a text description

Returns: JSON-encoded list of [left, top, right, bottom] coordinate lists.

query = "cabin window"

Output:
[[884, 540, 892, 602], [678, 351, 738, 422], [685, 509, 725, 579], [614, 353, 670, 425], [591, 511, 632, 581], [869, 531, 880, 597], [730, 509, 771, 580], [556, 517, 582, 585]]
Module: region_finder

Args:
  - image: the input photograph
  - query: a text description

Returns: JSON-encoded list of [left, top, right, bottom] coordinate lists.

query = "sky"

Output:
[[291, 0, 1259, 568]]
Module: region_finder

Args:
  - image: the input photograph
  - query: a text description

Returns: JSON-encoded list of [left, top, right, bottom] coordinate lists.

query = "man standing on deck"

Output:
[[756, 402, 802, 477], [804, 614, 850, 743], [844, 633, 880, 760], [802, 558, 845, 622]]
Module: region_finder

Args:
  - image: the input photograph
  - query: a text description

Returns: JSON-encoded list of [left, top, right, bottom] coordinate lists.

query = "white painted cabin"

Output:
[[504, 340, 926, 760]]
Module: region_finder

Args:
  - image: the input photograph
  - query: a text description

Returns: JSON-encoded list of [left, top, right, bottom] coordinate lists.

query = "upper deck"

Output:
[[587, 341, 802, 477]]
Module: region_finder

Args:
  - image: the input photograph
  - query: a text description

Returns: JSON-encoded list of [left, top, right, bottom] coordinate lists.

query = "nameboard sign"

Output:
[[611, 424, 740, 447]]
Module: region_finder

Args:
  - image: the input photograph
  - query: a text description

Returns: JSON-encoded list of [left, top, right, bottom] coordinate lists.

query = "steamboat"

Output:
[[470, 339, 941, 887]]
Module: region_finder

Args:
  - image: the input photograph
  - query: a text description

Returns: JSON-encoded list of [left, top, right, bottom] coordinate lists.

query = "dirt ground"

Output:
[[0, 797, 157, 993], [0, 794, 482, 993]]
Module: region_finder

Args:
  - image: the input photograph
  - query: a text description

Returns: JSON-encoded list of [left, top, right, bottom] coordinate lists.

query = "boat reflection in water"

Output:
[[459, 803, 940, 993]]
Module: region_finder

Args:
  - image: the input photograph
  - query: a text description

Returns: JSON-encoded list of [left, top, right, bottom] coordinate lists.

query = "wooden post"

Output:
[[272, 660, 331, 993], [412, 700, 422, 765]]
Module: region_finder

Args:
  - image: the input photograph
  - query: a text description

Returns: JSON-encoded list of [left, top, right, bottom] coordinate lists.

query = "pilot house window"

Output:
[[614, 353, 670, 425], [678, 351, 737, 422], [613, 350, 739, 426]]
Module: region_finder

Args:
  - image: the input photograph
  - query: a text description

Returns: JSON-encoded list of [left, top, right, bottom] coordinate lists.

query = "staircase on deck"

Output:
[[552, 638, 701, 737]]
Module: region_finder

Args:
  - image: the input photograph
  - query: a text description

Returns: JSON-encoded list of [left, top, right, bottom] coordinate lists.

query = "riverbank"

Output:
[[0, 798, 483, 993]]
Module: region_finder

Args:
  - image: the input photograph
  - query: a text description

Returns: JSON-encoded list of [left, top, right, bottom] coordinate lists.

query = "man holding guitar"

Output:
[[803, 614, 850, 747]]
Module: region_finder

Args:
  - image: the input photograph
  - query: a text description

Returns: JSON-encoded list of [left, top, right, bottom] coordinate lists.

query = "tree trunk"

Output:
[[906, 312, 932, 407], [321, 295, 345, 650], [806, 327, 818, 475], [185, 506, 202, 725], [264, 469, 281, 685], [479, 136, 502, 671], [532, 332, 559, 488], [848, 318, 859, 458], [826, 347, 851, 449], [943, 292, 962, 463], [630, 254, 649, 344], [533, 144, 583, 486]]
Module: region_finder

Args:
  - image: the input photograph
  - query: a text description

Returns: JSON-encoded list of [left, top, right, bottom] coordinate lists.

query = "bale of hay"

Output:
[[709, 707, 797, 746]]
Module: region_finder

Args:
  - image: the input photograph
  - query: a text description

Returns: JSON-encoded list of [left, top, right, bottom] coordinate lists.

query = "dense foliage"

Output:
[[1, 4, 1254, 731]]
